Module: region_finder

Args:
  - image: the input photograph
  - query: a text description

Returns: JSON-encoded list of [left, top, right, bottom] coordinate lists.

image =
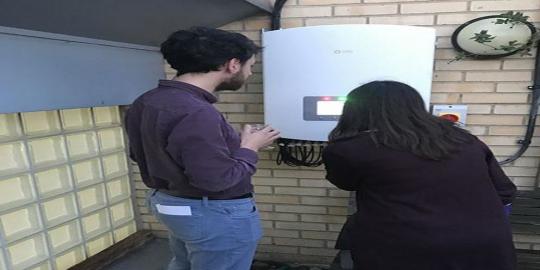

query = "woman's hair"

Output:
[[329, 81, 472, 160], [160, 27, 262, 76]]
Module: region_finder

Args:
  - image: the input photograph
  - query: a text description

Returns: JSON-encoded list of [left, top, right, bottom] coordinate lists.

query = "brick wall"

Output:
[[134, 0, 540, 265]]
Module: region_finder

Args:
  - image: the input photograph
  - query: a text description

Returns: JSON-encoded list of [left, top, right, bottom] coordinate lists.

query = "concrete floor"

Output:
[[102, 237, 336, 270], [103, 238, 171, 270]]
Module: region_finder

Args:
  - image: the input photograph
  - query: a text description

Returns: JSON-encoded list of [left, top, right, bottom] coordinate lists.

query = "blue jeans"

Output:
[[148, 190, 262, 270]]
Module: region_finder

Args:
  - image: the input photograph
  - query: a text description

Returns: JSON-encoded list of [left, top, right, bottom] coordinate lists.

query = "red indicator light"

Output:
[[439, 113, 459, 122]]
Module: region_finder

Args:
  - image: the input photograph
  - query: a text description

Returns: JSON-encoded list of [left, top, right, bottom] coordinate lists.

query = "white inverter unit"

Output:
[[263, 25, 436, 142]]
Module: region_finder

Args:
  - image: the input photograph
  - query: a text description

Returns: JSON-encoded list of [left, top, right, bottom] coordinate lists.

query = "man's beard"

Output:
[[215, 72, 245, 92]]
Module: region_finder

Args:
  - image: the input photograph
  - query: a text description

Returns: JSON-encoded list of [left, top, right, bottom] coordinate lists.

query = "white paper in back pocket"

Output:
[[156, 204, 192, 216]]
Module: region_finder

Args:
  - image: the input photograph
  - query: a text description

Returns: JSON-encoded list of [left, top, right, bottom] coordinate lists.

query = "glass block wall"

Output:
[[0, 106, 137, 270]]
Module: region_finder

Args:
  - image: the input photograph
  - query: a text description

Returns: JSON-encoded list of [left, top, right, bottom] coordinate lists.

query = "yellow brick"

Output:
[[461, 93, 528, 103], [496, 83, 533, 93], [264, 229, 300, 238], [259, 237, 273, 245], [226, 113, 264, 123], [465, 72, 532, 82], [247, 73, 263, 83], [503, 60, 535, 70], [512, 157, 540, 167], [275, 187, 327, 196], [436, 12, 496, 25], [436, 37, 453, 49], [503, 167, 538, 177], [246, 81, 263, 93], [528, 11, 540, 22], [244, 19, 271, 30], [257, 203, 274, 212], [432, 82, 495, 93], [334, 4, 398, 16], [369, 15, 434, 25], [273, 170, 325, 178], [302, 231, 340, 240], [275, 221, 327, 231], [467, 115, 524, 125], [219, 21, 244, 31], [256, 195, 301, 204], [254, 177, 298, 186], [477, 135, 522, 146], [436, 60, 501, 71], [328, 190, 352, 198], [281, 18, 305, 28], [435, 49, 459, 60], [401, 2, 468, 14], [255, 186, 273, 194], [430, 93, 461, 103], [465, 126, 488, 136], [301, 197, 349, 206], [275, 205, 327, 214], [328, 224, 344, 232], [489, 126, 527, 136], [299, 179, 335, 188], [258, 152, 273, 160], [257, 160, 291, 169], [467, 105, 493, 114], [214, 104, 245, 113], [471, 1, 540, 11], [512, 177, 536, 188], [246, 83, 262, 93], [257, 244, 299, 254], [305, 17, 367, 26], [282, 6, 332, 18], [247, 104, 264, 113], [364, 0, 426, 2], [254, 169, 272, 177], [241, 31, 261, 41], [494, 105, 531, 114], [300, 247, 339, 257], [301, 214, 346, 223], [260, 212, 299, 221], [490, 146, 540, 157], [135, 190, 147, 197], [433, 25, 458, 37], [218, 93, 263, 103], [299, 0, 361, 4], [141, 215, 158, 223], [150, 223, 168, 231], [274, 237, 325, 247], [328, 207, 349, 216], [262, 220, 274, 229], [433, 71, 463, 82]]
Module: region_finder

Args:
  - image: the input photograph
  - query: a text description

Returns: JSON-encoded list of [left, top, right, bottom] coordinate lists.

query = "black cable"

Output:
[[498, 41, 540, 165], [271, 0, 288, 30], [275, 138, 324, 167]]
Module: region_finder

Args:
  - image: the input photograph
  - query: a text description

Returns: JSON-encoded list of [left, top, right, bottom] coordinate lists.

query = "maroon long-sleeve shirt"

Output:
[[323, 133, 517, 270], [125, 80, 257, 199]]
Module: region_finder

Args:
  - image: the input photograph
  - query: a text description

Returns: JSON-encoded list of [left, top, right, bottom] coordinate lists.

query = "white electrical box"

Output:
[[263, 25, 436, 141], [432, 104, 468, 127]]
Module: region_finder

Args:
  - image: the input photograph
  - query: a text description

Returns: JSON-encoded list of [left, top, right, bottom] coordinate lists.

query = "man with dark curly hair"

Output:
[[125, 27, 280, 270]]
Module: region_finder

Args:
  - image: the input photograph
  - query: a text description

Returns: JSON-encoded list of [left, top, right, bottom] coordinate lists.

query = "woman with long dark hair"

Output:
[[323, 81, 516, 270]]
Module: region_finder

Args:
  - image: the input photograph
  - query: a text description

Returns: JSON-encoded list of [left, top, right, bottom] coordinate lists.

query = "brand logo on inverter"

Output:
[[334, 50, 354, 54]]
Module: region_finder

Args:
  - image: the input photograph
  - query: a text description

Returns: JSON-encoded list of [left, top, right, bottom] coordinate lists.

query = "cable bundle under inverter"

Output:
[[276, 138, 326, 167]]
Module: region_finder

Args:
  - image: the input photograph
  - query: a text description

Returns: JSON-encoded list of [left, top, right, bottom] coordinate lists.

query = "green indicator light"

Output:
[[338, 96, 347, 101]]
